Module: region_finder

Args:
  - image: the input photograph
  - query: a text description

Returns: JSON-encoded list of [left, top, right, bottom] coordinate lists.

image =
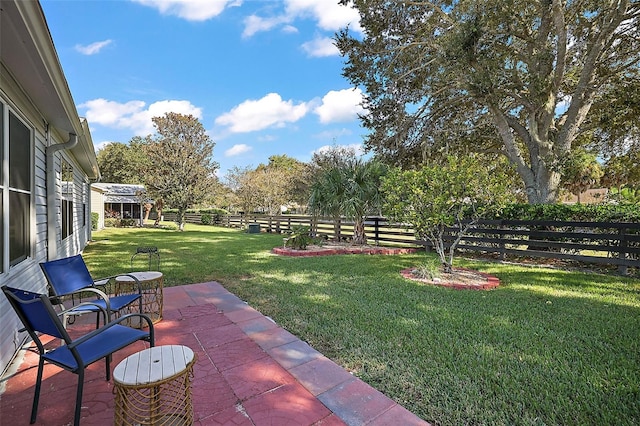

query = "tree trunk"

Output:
[[523, 168, 561, 204], [177, 209, 185, 231], [154, 199, 164, 227], [352, 219, 367, 245]]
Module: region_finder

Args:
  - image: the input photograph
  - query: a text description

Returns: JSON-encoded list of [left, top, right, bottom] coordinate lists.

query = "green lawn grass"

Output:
[[84, 224, 640, 425]]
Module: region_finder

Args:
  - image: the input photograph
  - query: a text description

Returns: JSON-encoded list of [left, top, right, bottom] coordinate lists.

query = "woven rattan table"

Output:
[[113, 345, 195, 426], [115, 271, 164, 325]]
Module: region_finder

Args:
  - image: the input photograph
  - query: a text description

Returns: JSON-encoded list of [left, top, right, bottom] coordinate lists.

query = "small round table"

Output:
[[113, 345, 196, 426], [115, 271, 163, 325]]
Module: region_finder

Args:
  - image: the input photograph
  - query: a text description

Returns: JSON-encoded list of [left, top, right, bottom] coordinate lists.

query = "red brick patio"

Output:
[[0, 282, 428, 425]]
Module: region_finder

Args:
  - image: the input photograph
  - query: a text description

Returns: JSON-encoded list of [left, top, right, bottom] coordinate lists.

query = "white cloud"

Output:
[[215, 93, 310, 133], [80, 98, 202, 135], [314, 88, 366, 124], [225, 144, 252, 157], [133, 0, 241, 22], [243, 15, 288, 38], [301, 36, 338, 57], [282, 25, 299, 34], [314, 143, 364, 157], [75, 40, 113, 55], [284, 0, 361, 32], [242, 0, 361, 38]]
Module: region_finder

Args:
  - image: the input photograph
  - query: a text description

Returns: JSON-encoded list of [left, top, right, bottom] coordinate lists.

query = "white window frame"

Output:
[[61, 158, 74, 240], [0, 100, 34, 275]]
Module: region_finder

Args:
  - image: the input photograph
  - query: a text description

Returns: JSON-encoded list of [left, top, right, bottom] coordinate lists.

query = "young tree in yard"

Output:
[[309, 159, 386, 244], [382, 156, 514, 273], [142, 113, 218, 231], [337, 0, 640, 204]]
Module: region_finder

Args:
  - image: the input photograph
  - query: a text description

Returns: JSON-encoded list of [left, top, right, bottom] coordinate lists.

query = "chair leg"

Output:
[[106, 354, 112, 381], [30, 357, 45, 424], [74, 369, 84, 426]]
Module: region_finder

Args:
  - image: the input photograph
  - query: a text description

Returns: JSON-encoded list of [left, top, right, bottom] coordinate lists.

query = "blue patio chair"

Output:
[[40, 254, 143, 327], [2, 285, 154, 426]]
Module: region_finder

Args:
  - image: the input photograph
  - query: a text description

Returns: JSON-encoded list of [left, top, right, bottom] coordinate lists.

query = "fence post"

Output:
[[499, 221, 506, 261], [618, 227, 628, 275], [374, 217, 380, 246]]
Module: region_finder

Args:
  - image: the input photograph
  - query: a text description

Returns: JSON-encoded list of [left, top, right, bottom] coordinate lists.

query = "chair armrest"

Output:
[[58, 300, 110, 324], [56, 287, 113, 314]]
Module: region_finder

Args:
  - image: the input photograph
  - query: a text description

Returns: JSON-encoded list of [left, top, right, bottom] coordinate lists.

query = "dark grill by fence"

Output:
[[159, 213, 640, 274]]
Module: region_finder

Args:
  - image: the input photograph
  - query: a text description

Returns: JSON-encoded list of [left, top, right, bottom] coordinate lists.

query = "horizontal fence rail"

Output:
[[158, 213, 640, 274]]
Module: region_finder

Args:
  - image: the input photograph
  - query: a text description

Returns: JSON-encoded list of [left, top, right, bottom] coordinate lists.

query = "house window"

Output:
[[0, 103, 33, 272], [61, 159, 74, 240]]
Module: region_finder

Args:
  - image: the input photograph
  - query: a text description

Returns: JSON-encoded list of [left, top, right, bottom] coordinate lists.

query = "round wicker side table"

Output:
[[115, 271, 164, 326], [113, 345, 195, 426]]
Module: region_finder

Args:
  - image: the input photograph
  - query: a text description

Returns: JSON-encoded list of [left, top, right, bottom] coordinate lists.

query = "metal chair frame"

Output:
[[130, 246, 160, 271], [2, 285, 155, 426], [40, 254, 144, 328]]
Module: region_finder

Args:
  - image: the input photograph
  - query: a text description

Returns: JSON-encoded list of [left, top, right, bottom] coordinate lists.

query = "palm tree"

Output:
[[309, 167, 345, 239], [309, 159, 386, 245]]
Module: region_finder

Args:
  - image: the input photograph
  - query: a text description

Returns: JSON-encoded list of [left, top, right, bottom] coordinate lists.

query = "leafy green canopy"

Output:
[[142, 113, 218, 231], [382, 156, 514, 271], [337, 0, 640, 203], [96, 138, 148, 184]]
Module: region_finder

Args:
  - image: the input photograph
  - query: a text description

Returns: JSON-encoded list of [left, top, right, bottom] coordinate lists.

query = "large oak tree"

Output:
[[142, 113, 218, 230], [337, 0, 640, 203]]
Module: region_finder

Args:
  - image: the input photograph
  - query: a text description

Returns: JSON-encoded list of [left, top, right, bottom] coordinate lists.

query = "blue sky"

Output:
[[40, 0, 366, 178]]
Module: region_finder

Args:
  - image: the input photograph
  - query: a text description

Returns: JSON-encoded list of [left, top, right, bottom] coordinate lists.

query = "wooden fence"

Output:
[[159, 212, 640, 274]]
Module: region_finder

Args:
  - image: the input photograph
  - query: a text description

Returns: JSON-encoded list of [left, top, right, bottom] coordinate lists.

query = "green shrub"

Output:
[[491, 203, 640, 222], [105, 218, 137, 227], [104, 218, 120, 227], [91, 212, 99, 230], [120, 218, 136, 227], [285, 225, 312, 250], [201, 214, 212, 225]]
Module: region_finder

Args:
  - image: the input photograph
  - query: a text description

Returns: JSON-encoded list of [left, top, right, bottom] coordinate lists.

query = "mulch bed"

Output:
[[400, 267, 500, 290]]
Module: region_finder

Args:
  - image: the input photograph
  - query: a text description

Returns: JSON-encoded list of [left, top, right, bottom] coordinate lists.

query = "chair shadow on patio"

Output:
[[1, 282, 428, 426]]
